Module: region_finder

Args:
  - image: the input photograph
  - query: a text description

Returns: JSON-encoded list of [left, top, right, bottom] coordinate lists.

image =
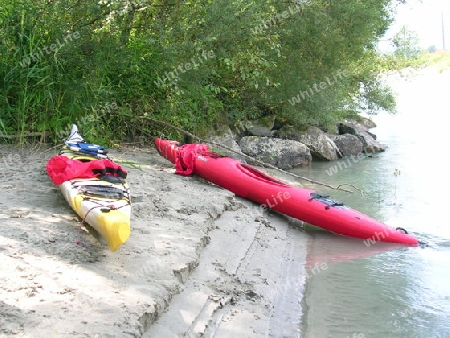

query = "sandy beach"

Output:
[[0, 143, 309, 337]]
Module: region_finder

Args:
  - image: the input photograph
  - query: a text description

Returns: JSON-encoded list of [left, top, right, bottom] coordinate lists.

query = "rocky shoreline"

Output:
[[209, 116, 386, 171]]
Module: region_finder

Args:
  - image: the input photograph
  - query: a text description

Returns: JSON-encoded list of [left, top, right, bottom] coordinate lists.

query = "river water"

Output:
[[294, 69, 450, 338]]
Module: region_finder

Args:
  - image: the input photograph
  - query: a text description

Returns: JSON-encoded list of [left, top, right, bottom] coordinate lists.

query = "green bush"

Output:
[[0, 0, 409, 144]]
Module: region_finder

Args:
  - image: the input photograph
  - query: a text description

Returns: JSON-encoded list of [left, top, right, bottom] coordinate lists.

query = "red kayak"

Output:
[[155, 138, 419, 245]]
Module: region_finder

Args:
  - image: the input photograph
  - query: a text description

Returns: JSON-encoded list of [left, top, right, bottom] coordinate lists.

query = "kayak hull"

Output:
[[155, 138, 419, 245], [59, 175, 131, 251], [48, 126, 131, 251]]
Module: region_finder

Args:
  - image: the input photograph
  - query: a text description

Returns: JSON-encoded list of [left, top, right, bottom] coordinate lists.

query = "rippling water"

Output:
[[295, 69, 450, 338]]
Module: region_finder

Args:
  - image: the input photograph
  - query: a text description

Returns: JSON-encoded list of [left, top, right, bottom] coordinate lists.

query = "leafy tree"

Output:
[[392, 25, 421, 57], [0, 0, 405, 143]]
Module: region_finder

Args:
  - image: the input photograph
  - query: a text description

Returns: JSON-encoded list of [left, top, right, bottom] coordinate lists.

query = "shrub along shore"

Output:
[[1, 0, 422, 147]]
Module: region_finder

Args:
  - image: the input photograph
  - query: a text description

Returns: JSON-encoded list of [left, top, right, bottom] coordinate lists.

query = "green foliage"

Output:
[[275, 0, 396, 125], [425, 51, 450, 72], [379, 50, 450, 72], [392, 25, 421, 58], [0, 0, 404, 144]]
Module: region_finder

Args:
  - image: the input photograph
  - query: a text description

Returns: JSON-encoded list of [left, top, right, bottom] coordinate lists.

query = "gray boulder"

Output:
[[338, 122, 387, 153], [339, 119, 377, 139], [276, 126, 341, 161], [245, 116, 275, 137], [239, 136, 312, 170], [359, 116, 377, 129], [330, 134, 364, 157], [207, 128, 247, 162]]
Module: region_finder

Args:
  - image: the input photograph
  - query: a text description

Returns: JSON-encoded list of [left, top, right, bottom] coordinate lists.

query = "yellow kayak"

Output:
[[48, 125, 131, 251]]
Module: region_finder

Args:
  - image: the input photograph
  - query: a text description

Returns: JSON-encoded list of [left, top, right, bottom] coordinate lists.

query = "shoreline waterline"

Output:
[[297, 68, 450, 337]]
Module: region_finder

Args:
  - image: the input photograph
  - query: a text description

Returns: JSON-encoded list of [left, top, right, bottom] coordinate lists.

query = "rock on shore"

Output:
[[209, 116, 386, 170]]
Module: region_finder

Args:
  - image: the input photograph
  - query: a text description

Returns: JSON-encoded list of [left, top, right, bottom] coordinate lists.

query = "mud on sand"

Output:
[[0, 144, 308, 337]]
